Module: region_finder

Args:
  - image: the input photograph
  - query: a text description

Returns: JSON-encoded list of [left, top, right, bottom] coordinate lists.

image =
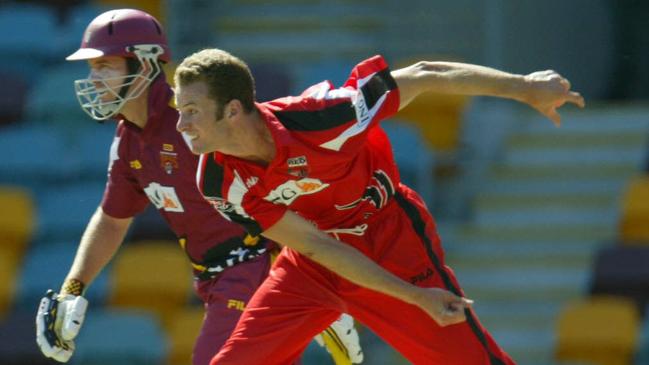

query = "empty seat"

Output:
[[108, 240, 193, 323], [392, 57, 470, 153], [619, 175, 649, 243], [382, 120, 436, 207], [250, 62, 293, 102], [0, 125, 80, 187], [555, 296, 640, 365], [0, 71, 28, 125], [71, 308, 167, 365], [95, 0, 164, 22], [34, 182, 105, 242], [0, 310, 60, 365], [0, 247, 19, 319], [589, 245, 649, 311], [0, 186, 35, 255], [24, 62, 91, 129], [72, 124, 117, 181], [15, 241, 110, 308], [0, 4, 57, 83], [165, 306, 204, 365], [636, 307, 649, 365]]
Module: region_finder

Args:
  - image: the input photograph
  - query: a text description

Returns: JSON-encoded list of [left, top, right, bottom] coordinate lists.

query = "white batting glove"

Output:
[[36, 290, 88, 363], [315, 313, 364, 364]]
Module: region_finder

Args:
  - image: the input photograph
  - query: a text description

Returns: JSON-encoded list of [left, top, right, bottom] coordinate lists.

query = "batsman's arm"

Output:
[[61, 206, 132, 293], [391, 61, 585, 126], [262, 211, 471, 327]]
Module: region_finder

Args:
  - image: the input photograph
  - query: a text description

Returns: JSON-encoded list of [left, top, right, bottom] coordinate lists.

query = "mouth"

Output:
[[181, 132, 198, 146]]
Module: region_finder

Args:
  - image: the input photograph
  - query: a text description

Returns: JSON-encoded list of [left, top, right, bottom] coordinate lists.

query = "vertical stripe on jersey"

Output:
[[198, 153, 223, 198], [394, 192, 508, 365], [359, 69, 397, 111], [228, 170, 253, 219], [198, 155, 263, 236]]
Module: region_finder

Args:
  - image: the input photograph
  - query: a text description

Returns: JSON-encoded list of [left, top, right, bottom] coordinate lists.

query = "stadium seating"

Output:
[[382, 120, 436, 207], [108, 240, 193, 325], [0, 3, 57, 83], [619, 175, 649, 244], [0, 310, 60, 365], [0, 71, 28, 126], [394, 90, 469, 153], [0, 246, 18, 319], [72, 123, 117, 181], [15, 241, 110, 308], [24, 62, 91, 129], [165, 306, 204, 365], [71, 308, 168, 365], [0, 124, 80, 187], [589, 245, 649, 311], [34, 182, 105, 242], [0, 186, 35, 256], [555, 296, 640, 365], [250, 62, 293, 102], [636, 308, 649, 365], [95, 0, 164, 22]]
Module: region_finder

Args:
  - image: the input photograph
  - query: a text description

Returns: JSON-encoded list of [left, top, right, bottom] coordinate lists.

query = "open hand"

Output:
[[522, 70, 585, 126]]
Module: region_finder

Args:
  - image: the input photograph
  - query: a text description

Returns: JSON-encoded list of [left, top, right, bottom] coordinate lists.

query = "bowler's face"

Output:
[[175, 81, 225, 154]]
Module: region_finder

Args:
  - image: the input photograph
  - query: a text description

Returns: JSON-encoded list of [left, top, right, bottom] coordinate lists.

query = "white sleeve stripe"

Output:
[[227, 170, 253, 219], [196, 154, 206, 189], [319, 71, 386, 151]]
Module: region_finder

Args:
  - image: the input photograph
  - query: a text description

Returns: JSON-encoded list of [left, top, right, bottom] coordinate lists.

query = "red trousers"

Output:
[[212, 186, 516, 365]]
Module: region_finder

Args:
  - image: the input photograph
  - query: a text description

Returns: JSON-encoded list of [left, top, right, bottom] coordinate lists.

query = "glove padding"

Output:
[[36, 290, 88, 363], [315, 313, 364, 364]]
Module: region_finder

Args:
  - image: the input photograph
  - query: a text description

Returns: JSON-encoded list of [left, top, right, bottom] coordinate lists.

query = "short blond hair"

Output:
[[174, 48, 256, 115]]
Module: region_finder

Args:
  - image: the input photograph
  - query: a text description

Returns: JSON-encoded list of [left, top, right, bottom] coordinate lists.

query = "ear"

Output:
[[225, 99, 243, 119]]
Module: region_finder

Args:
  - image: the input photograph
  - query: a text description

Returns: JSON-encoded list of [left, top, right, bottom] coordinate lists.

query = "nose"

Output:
[[176, 113, 189, 133]]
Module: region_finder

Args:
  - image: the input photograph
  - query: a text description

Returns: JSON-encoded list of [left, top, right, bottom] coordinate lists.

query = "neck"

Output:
[[229, 110, 276, 165], [120, 88, 149, 128]]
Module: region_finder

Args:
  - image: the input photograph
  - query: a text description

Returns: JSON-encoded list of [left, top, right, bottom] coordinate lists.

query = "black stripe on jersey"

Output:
[[273, 101, 355, 131], [201, 155, 224, 198], [201, 156, 264, 236], [394, 192, 508, 365], [372, 170, 395, 200], [229, 214, 263, 237], [360, 69, 397, 111]]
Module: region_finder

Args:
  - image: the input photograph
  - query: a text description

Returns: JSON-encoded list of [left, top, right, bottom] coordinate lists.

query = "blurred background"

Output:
[[0, 0, 648, 364]]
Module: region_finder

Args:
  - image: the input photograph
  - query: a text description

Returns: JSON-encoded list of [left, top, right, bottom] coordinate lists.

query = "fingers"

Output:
[[36, 291, 76, 363], [567, 91, 585, 108], [546, 109, 562, 127], [60, 296, 88, 341], [436, 293, 474, 327]]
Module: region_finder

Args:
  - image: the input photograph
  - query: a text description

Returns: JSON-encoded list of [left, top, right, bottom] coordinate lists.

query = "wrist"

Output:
[[60, 278, 86, 296]]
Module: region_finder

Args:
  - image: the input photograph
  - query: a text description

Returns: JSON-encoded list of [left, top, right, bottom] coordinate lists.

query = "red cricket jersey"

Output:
[[101, 77, 268, 276], [197, 55, 401, 235]]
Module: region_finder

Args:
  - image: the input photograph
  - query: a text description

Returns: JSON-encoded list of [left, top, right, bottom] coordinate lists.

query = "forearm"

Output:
[[303, 232, 422, 304], [63, 207, 131, 291], [262, 212, 422, 305], [392, 61, 528, 109]]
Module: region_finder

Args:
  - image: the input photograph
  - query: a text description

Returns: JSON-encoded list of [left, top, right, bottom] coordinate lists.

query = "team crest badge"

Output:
[[160, 144, 178, 174], [287, 155, 309, 178]]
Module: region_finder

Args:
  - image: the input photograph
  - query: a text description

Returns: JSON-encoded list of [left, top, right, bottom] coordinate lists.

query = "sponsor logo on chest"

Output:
[[264, 178, 329, 205], [143, 182, 184, 212]]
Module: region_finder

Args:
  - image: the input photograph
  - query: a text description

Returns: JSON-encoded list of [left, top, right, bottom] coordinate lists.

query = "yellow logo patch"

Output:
[[130, 160, 142, 169]]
